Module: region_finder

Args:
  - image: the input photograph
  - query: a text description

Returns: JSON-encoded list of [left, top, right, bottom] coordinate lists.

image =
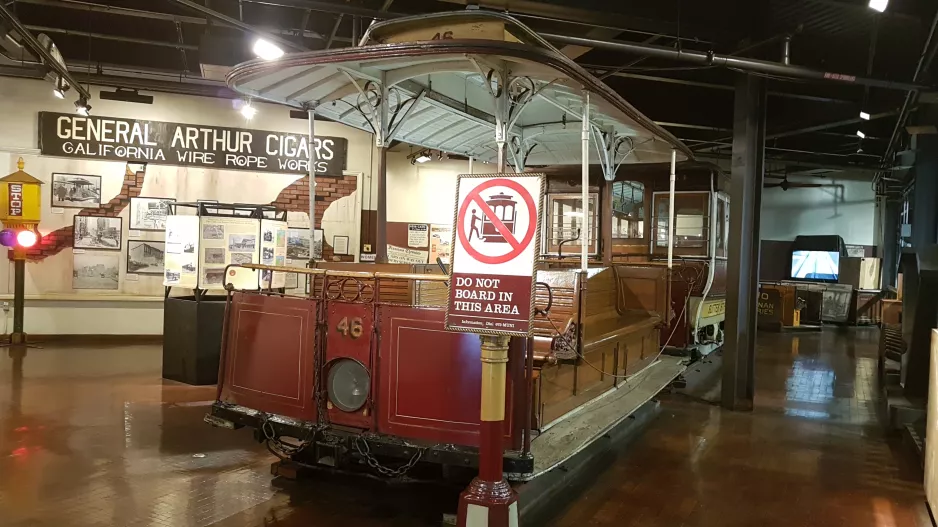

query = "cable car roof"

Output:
[[226, 11, 692, 167]]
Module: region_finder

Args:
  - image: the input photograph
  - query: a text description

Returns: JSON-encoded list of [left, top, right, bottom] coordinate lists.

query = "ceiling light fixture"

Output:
[[75, 97, 91, 116], [53, 77, 68, 99], [252, 38, 284, 61], [869, 0, 888, 12], [859, 111, 870, 120], [240, 101, 257, 120], [856, 130, 866, 139], [415, 154, 432, 163]]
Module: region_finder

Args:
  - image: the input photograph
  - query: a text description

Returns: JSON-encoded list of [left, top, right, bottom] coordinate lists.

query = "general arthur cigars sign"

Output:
[[38, 112, 348, 176], [445, 173, 544, 337]]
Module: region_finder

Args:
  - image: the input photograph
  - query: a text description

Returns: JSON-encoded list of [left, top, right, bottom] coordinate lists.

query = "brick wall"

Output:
[[271, 175, 357, 262], [15, 169, 145, 261], [16, 170, 358, 263]]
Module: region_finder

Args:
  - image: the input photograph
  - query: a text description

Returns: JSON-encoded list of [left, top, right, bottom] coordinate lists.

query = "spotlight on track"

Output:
[[74, 97, 91, 116]]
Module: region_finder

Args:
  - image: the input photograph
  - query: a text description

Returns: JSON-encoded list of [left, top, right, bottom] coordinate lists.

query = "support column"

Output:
[[882, 198, 900, 287], [722, 74, 766, 412], [602, 179, 613, 265], [306, 105, 317, 266], [376, 146, 389, 263], [912, 133, 938, 249], [580, 90, 590, 271]]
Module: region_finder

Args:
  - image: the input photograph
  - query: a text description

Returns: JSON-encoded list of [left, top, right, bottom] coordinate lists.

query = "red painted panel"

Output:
[[220, 292, 318, 422], [377, 306, 516, 448], [324, 302, 374, 429]]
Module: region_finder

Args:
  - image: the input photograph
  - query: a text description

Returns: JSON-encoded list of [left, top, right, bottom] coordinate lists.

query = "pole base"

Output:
[[456, 477, 519, 527]]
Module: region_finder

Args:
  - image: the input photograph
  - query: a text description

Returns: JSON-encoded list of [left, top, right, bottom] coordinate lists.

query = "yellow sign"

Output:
[[702, 299, 726, 318], [0, 158, 42, 225]]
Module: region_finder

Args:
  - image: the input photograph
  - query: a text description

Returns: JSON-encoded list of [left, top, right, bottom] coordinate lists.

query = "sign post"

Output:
[[447, 173, 544, 527]]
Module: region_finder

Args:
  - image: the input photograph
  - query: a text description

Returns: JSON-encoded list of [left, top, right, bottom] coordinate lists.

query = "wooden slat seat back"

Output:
[[612, 265, 671, 320], [580, 267, 665, 354], [531, 270, 579, 351]]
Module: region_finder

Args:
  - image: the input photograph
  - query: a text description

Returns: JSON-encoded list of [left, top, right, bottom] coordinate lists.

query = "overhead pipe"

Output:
[[239, 0, 405, 21], [0, 3, 91, 100], [24, 25, 199, 50], [875, 6, 938, 189], [540, 32, 933, 92]]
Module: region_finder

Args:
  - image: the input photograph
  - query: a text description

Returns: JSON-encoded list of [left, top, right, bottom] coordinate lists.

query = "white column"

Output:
[[667, 148, 677, 270], [308, 105, 317, 238], [580, 90, 590, 271]]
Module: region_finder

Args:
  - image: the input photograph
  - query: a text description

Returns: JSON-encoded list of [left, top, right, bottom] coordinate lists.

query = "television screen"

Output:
[[791, 250, 840, 281]]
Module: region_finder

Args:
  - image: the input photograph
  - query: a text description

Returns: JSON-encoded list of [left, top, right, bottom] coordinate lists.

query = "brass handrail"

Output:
[[225, 263, 448, 282]]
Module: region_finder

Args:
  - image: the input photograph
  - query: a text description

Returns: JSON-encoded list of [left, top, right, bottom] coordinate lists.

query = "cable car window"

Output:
[[544, 193, 598, 256], [652, 192, 710, 256], [612, 181, 644, 239]]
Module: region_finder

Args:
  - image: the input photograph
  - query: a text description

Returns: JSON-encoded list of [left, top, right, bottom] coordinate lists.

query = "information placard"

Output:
[[445, 174, 544, 336]]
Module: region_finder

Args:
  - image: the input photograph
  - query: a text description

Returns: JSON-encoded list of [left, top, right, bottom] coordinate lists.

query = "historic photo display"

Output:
[[52, 173, 101, 208], [130, 197, 175, 231], [126, 240, 166, 275], [73, 251, 120, 290], [73, 216, 122, 250]]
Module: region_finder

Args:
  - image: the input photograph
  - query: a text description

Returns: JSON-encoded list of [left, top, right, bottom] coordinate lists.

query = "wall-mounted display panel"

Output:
[[199, 216, 260, 290], [259, 218, 287, 288]]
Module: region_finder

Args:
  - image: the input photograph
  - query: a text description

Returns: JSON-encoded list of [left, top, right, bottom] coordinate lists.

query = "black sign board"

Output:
[[38, 112, 348, 176]]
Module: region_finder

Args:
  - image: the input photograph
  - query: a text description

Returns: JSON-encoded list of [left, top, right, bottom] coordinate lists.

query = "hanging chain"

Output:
[[354, 435, 425, 478]]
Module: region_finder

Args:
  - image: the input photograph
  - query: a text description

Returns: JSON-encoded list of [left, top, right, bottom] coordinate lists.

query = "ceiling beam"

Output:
[[693, 109, 903, 153], [588, 68, 855, 105], [171, 0, 310, 51], [24, 24, 199, 50], [14, 0, 350, 42]]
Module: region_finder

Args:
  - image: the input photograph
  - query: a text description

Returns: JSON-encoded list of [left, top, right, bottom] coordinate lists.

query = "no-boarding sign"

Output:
[[445, 173, 544, 336]]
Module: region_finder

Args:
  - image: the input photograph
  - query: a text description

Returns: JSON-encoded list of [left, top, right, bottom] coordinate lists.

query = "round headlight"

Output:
[[327, 359, 370, 412]]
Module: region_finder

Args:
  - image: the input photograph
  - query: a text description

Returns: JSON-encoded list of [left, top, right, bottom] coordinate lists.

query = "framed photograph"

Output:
[[203, 268, 225, 287], [52, 173, 102, 208], [202, 223, 224, 240], [333, 235, 350, 256], [287, 228, 310, 259], [73, 252, 120, 290], [228, 234, 256, 252], [126, 240, 166, 275], [130, 197, 175, 231], [74, 216, 122, 250], [203, 247, 225, 265], [313, 229, 324, 259]]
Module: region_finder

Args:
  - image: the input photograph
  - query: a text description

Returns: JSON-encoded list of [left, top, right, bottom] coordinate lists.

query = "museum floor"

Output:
[[0, 328, 930, 527]]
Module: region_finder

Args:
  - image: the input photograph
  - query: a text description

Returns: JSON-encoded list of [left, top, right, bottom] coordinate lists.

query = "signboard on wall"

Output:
[[445, 173, 544, 336], [38, 112, 348, 176]]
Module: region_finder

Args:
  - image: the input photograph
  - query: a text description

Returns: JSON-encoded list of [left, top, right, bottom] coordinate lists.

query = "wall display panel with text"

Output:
[[163, 215, 200, 288], [259, 218, 288, 288], [199, 216, 261, 290]]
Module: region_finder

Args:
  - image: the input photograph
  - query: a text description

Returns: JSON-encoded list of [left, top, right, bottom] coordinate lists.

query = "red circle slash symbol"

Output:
[[458, 178, 536, 265]]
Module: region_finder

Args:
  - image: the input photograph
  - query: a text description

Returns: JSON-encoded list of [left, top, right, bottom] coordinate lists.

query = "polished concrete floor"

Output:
[[0, 328, 930, 526]]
